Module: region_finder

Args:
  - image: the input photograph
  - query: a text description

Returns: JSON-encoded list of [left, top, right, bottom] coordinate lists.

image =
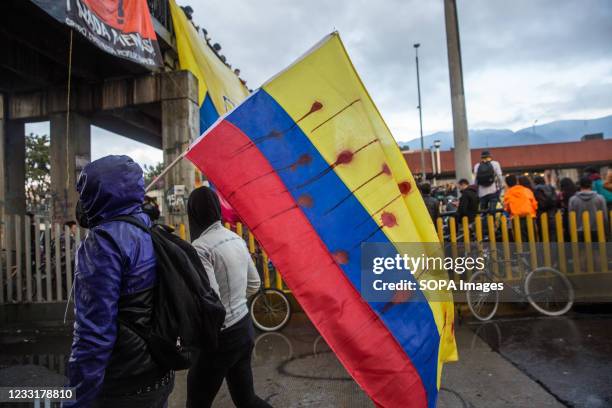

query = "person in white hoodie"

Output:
[[186, 186, 271, 408], [568, 176, 608, 240]]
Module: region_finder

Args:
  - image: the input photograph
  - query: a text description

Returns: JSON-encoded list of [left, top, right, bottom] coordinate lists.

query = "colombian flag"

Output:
[[186, 32, 457, 407], [169, 0, 249, 132]]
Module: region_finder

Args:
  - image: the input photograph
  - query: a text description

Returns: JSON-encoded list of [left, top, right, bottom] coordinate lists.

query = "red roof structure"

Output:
[[403, 139, 612, 177]]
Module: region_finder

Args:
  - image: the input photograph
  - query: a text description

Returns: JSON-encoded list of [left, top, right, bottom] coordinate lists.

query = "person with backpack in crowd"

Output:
[[533, 176, 557, 239], [67, 155, 174, 407], [503, 174, 537, 241], [473, 150, 503, 213], [533, 176, 557, 218], [455, 178, 479, 223], [419, 182, 440, 223], [569, 176, 608, 241], [187, 186, 272, 408], [584, 166, 612, 212]]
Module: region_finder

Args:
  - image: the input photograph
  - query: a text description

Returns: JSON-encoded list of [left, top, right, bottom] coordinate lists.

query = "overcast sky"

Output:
[[27, 0, 612, 168]]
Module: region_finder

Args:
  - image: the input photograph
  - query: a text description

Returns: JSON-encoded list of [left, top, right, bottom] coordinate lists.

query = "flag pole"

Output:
[[145, 150, 188, 192]]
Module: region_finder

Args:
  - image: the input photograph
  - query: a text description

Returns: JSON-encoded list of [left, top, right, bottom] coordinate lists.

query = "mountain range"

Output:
[[400, 114, 612, 151]]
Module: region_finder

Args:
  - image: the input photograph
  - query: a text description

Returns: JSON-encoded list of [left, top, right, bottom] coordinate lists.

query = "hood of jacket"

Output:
[[506, 184, 531, 199], [76, 155, 145, 225], [575, 190, 597, 201]]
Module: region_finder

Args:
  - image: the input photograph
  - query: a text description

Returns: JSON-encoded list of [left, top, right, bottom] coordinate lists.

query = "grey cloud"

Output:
[[178, 1, 612, 141]]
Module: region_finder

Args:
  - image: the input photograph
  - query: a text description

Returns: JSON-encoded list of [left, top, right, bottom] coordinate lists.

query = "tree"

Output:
[[25, 133, 51, 214], [144, 162, 165, 188]]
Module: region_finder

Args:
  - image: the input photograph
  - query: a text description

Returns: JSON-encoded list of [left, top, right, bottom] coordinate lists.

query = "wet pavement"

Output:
[[1, 310, 611, 407], [471, 308, 612, 408]]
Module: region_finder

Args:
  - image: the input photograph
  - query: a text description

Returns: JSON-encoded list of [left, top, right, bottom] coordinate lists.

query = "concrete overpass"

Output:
[[0, 0, 198, 226]]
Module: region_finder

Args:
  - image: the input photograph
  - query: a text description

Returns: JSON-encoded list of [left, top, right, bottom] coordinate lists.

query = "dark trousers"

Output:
[[92, 373, 174, 408], [187, 315, 271, 408], [479, 191, 499, 213]]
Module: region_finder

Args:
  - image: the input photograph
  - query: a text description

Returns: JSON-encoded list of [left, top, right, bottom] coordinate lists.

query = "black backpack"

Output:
[[476, 161, 495, 187], [104, 215, 225, 371], [536, 186, 556, 211]]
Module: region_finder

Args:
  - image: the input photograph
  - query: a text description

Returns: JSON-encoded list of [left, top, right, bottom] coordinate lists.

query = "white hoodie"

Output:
[[192, 221, 261, 329]]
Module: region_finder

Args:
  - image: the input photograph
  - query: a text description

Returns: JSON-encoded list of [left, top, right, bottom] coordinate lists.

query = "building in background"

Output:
[[404, 138, 612, 186]]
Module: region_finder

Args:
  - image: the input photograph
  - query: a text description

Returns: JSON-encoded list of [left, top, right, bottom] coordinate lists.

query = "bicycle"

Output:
[[466, 249, 574, 321], [248, 253, 292, 332]]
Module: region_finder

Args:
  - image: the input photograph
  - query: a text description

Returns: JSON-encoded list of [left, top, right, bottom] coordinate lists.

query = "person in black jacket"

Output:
[[456, 179, 479, 222], [419, 183, 440, 222]]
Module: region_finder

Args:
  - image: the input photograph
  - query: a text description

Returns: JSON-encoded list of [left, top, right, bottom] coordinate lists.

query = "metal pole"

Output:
[[145, 150, 187, 192], [444, 0, 472, 182], [414, 43, 426, 182], [430, 147, 437, 186], [436, 145, 442, 181]]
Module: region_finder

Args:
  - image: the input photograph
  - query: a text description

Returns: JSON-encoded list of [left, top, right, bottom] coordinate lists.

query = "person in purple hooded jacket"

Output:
[[66, 155, 174, 407]]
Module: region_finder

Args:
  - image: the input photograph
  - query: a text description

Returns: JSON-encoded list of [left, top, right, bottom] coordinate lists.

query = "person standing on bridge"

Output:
[[186, 186, 271, 408], [67, 155, 174, 408], [473, 150, 503, 213]]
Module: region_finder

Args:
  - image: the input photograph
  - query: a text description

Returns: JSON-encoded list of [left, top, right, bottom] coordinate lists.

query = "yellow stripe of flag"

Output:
[[263, 33, 457, 386]]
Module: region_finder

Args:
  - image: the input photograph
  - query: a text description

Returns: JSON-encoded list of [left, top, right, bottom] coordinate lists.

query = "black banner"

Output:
[[64, 0, 162, 68]]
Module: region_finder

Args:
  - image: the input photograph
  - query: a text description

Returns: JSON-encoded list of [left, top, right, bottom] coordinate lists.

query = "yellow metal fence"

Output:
[[436, 210, 611, 276], [222, 210, 611, 291], [2, 210, 609, 304]]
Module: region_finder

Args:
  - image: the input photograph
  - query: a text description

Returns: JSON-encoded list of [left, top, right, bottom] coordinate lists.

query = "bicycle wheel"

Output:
[[525, 267, 574, 316], [466, 271, 499, 321], [250, 288, 291, 332]]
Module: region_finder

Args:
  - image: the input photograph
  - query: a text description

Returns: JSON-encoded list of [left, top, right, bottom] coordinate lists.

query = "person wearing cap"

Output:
[[473, 150, 503, 213]]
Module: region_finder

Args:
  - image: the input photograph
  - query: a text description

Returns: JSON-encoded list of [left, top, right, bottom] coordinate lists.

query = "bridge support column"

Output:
[[161, 71, 199, 234], [0, 94, 26, 218], [49, 112, 91, 223]]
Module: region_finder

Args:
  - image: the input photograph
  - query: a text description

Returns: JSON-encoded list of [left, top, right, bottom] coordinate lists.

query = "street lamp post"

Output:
[[414, 43, 426, 182], [434, 139, 442, 183]]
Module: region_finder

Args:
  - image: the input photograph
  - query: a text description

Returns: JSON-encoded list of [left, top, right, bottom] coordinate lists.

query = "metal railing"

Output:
[[148, 0, 172, 33], [1, 210, 610, 305], [1, 215, 80, 304], [436, 210, 611, 276]]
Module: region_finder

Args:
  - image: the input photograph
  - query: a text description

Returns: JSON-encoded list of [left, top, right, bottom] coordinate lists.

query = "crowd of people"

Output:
[[418, 150, 611, 241]]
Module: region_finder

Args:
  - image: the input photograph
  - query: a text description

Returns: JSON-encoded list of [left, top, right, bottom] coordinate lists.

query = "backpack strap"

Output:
[[96, 215, 151, 233]]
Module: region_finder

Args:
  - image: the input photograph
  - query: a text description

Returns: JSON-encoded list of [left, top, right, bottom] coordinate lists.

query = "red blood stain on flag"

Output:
[[398, 181, 412, 195], [336, 150, 354, 165], [332, 250, 349, 265], [297, 194, 314, 208], [381, 212, 397, 228]]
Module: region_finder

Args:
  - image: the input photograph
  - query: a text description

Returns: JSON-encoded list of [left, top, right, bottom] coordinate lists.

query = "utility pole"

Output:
[[414, 43, 426, 182], [444, 0, 472, 182]]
